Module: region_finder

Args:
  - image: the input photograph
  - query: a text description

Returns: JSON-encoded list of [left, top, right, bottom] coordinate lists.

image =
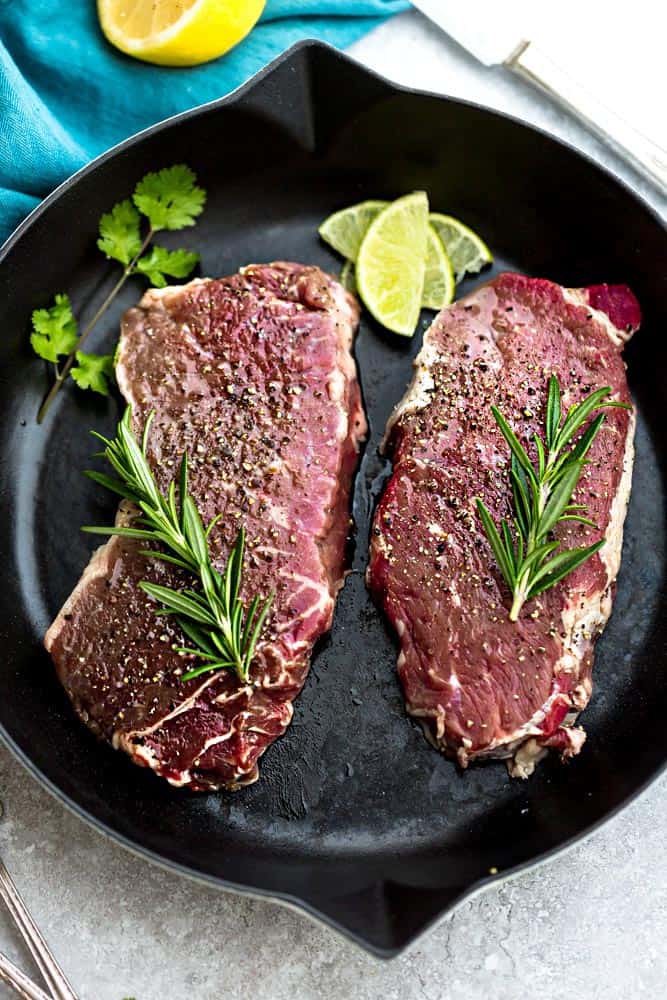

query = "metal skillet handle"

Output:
[[0, 952, 51, 1000], [0, 859, 79, 1000], [507, 40, 667, 191]]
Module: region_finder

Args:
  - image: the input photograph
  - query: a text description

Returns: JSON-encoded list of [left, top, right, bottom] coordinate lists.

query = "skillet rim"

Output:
[[0, 39, 665, 957]]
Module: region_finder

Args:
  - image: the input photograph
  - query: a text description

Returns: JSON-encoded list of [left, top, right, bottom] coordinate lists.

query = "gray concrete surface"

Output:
[[0, 749, 665, 1000], [1, 9, 665, 1000]]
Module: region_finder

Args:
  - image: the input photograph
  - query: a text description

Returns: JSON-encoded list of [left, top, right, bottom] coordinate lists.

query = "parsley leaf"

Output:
[[97, 199, 142, 266], [30, 294, 78, 363], [133, 165, 206, 231], [70, 351, 114, 395], [134, 246, 200, 288], [32, 163, 207, 422]]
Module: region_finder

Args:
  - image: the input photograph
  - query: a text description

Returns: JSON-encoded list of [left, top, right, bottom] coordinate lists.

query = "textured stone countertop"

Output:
[[1, 9, 665, 1000]]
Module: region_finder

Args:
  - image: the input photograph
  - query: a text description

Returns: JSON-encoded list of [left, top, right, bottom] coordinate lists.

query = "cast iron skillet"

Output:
[[0, 42, 665, 957]]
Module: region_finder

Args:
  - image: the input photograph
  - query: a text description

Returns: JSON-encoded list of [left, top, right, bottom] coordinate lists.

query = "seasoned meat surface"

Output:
[[368, 274, 640, 776], [46, 263, 366, 790]]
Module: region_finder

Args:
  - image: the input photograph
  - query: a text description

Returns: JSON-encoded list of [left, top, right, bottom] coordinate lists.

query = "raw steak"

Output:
[[46, 263, 366, 790], [368, 273, 640, 777]]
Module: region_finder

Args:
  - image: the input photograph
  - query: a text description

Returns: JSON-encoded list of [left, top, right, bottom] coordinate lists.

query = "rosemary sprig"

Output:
[[477, 375, 630, 621], [82, 407, 273, 683]]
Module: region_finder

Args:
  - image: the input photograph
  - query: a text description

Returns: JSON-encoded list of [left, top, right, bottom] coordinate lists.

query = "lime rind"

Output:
[[339, 259, 357, 294], [423, 225, 455, 310], [318, 200, 387, 261], [428, 213, 493, 283]]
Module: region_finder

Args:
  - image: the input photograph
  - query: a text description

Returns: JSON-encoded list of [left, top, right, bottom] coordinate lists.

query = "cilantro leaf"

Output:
[[134, 246, 199, 288], [70, 351, 114, 396], [97, 199, 142, 266], [133, 165, 206, 231], [31, 294, 78, 363]]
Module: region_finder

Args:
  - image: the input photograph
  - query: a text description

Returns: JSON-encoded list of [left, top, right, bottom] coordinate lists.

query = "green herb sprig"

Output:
[[83, 408, 273, 683], [477, 376, 630, 621], [32, 165, 206, 423]]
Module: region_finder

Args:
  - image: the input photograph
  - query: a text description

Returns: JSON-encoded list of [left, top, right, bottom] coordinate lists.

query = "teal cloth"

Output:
[[0, 0, 409, 243]]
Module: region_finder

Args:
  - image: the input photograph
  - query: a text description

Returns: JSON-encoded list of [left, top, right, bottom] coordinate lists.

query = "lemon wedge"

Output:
[[98, 0, 266, 67]]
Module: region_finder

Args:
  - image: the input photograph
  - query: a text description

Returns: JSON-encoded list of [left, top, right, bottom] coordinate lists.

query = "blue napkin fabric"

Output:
[[0, 0, 409, 243]]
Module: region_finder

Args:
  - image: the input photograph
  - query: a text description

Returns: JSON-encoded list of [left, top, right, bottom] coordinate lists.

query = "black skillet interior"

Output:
[[0, 43, 665, 956]]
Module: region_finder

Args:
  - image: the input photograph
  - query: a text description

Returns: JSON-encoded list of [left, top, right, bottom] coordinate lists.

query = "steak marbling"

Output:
[[46, 263, 366, 790], [368, 273, 640, 777]]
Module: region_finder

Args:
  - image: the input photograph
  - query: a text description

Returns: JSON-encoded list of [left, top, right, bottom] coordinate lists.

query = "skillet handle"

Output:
[[507, 41, 667, 191]]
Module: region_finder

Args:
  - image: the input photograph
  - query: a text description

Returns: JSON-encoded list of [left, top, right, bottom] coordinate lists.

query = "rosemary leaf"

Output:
[[84, 469, 139, 501], [139, 550, 192, 571], [84, 407, 273, 683], [138, 582, 219, 628], [476, 499, 516, 587], [527, 541, 605, 599], [82, 526, 157, 540], [491, 406, 538, 485], [539, 460, 584, 536], [478, 375, 631, 621], [546, 373, 561, 447], [177, 619, 219, 657], [181, 662, 238, 682]]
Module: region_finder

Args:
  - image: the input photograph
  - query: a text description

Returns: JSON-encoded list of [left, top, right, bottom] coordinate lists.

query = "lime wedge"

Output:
[[428, 214, 493, 283], [340, 259, 357, 294], [423, 225, 455, 309], [356, 191, 429, 337], [329, 206, 453, 311], [319, 200, 388, 261]]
